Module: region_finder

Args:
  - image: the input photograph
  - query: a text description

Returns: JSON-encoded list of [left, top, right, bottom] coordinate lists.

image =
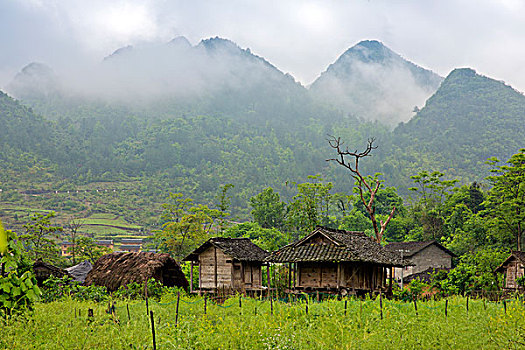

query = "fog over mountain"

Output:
[[310, 40, 443, 127], [6, 37, 445, 129]]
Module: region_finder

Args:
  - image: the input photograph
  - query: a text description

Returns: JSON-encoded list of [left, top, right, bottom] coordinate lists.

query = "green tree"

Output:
[[286, 175, 335, 238], [156, 193, 225, 260], [222, 222, 287, 252], [21, 212, 63, 264], [249, 187, 286, 229], [485, 149, 525, 250], [70, 236, 111, 264]]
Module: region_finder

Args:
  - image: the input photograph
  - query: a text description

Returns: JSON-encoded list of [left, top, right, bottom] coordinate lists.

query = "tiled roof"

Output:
[[183, 237, 269, 262], [385, 241, 456, 258], [266, 226, 404, 266]]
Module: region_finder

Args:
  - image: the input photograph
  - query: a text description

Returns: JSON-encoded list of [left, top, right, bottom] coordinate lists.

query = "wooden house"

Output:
[[494, 251, 525, 291], [183, 237, 269, 294], [266, 226, 404, 295], [385, 241, 455, 283]]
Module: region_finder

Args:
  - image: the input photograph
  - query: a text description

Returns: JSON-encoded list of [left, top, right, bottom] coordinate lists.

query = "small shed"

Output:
[[386, 241, 456, 282], [494, 251, 525, 290], [183, 237, 269, 293], [66, 260, 93, 283], [32, 260, 70, 286], [84, 252, 189, 292], [266, 226, 404, 295]]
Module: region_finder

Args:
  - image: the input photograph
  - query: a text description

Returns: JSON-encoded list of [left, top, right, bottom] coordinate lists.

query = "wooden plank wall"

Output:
[[199, 246, 232, 289]]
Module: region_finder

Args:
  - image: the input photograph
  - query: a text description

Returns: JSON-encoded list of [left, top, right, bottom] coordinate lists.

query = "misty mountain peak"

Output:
[[104, 45, 134, 61], [342, 40, 394, 64], [198, 37, 243, 55], [168, 36, 192, 49], [19, 62, 55, 77], [310, 40, 443, 127]]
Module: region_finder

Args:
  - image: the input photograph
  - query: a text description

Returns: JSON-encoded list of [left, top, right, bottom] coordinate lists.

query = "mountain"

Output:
[[6, 37, 315, 125], [387, 68, 525, 186], [310, 40, 443, 127]]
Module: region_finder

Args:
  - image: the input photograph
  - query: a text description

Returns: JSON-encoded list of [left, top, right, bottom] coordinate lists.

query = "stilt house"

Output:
[[183, 237, 269, 293], [266, 226, 404, 295], [494, 251, 525, 291]]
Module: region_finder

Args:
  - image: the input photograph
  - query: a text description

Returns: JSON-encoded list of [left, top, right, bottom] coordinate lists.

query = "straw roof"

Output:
[[266, 226, 404, 266], [183, 237, 269, 262], [84, 252, 189, 291]]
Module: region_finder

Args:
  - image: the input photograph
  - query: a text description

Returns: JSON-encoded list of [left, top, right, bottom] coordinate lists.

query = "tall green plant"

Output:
[[0, 220, 41, 317]]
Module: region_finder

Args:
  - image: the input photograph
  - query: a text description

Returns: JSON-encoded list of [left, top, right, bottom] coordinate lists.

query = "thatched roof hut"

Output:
[[33, 260, 70, 286], [84, 252, 189, 291]]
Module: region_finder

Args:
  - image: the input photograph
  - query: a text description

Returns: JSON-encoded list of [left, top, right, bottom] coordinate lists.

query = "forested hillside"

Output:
[[1, 39, 525, 229]]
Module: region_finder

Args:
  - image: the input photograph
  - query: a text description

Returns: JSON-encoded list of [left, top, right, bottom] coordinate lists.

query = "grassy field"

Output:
[[2, 294, 524, 349]]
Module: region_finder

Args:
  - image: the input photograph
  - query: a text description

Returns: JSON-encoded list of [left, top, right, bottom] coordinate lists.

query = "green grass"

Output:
[[2, 295, 524, 349]]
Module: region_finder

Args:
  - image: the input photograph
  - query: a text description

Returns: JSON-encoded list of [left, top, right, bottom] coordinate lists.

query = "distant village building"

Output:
[[183, 237, 269, 294], [266, 226, 404, 295], [119, 238, 142, 252], [495, 251, 525, 291], [385, 241, 455, 283], [60, 239, 114, 257]]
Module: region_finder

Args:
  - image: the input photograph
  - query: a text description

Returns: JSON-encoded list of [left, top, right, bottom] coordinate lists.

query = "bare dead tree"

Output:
[[327, 136, 395, 243]]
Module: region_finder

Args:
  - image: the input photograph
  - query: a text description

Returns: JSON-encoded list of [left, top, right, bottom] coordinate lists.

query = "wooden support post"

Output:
[[388, 267, 393, 293], [214, 247, 218, 290], [337, 264, 341, 289], [380, 292, 383, 320], [504, 299, 507, 314], [190, 261, 194, 293], [198, 259, 202, 295], [267, 265, 271, 298], [288, 263, 292, 290]]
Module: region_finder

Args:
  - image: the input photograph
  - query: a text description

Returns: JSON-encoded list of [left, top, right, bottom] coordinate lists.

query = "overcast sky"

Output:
[[1, 0, 525, 91]]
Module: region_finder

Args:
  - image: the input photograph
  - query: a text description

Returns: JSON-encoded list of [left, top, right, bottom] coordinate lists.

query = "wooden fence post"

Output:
[[466, 295, 469, 315], [344, 299, 347, 316], [503, 299, 507, 314], [445, 299, 448, 317], [150, 311, 157, 350], [413, 297, 418, 316], [175, 292, 180, 326], [144, 282, 149, 316], [305, 296, 309, 315], [127, 304, 131, 321], [270, 295, 274, 315], [204, 296, 207, 315]]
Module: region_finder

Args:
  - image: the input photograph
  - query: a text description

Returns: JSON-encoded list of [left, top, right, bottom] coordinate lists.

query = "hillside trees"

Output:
[[249, 187, 286, 229], [484, 149, 525, 250]]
